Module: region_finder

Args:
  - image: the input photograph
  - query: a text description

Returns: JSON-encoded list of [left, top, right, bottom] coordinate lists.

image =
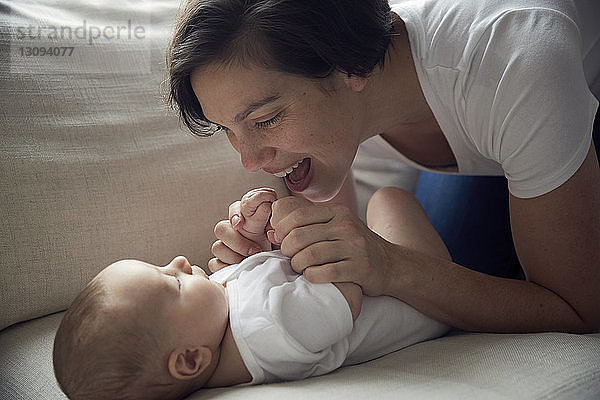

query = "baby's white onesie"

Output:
[[209, 251, 449, 384]]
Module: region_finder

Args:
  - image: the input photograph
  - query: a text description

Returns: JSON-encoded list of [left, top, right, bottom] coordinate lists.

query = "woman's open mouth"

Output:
[[274, 157, 312, 193]]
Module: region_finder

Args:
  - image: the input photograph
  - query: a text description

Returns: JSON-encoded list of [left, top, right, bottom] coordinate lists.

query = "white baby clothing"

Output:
[[209, 251, 449, 384], [371, 0, 600, 198]]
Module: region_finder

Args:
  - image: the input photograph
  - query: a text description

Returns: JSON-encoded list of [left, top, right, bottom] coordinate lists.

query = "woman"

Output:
[[167, 0, 600, 333]]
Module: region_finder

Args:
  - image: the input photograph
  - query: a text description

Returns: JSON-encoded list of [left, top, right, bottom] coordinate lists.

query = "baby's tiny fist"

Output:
[[242, 201, 273, 236]]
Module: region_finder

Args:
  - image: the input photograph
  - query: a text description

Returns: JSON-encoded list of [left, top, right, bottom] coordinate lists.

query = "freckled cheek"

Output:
[[282, 122, 322, 147]]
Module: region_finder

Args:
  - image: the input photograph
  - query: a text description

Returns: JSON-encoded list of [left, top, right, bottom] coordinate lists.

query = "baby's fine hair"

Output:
[[167, 0, 393, 136], [52, 278, 184, 400]]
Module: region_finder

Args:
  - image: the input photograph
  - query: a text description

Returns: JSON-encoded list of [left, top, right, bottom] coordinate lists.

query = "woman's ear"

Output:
[[167, 346, 212, 380], [343, 74, 368, 93]]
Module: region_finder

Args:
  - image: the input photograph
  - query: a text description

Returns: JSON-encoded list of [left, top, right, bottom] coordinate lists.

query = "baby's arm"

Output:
[[238, 188, 277, 252]]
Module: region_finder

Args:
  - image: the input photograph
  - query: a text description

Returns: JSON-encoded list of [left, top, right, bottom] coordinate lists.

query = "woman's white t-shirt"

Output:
[[377, 0, 600, 198]]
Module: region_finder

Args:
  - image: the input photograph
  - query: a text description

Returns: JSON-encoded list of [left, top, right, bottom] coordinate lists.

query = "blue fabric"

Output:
[[415, 110, 599, 278], [415, 173, 521, 278]]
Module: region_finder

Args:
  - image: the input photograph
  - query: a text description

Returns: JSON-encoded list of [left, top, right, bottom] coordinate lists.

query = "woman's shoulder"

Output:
[[390, 0, 585, 69]]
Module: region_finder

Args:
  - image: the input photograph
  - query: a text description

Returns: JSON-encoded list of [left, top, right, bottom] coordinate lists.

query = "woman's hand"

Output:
[[208, 188, 277, 272], [268, 196, 393, 296]]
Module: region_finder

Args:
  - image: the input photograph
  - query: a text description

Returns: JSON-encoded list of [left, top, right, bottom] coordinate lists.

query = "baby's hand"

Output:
[[209, 188, 278, 272], [238, 188, 278, 252]]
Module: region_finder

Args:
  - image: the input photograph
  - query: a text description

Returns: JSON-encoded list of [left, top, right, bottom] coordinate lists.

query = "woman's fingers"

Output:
[[210, 239, 245, 265], [278, 223, 336, 258], [303, 261, 357, 284], [288, 240, 346, 274], [296, 238, 387, 295], [270, 200, 335, 245], [213, 220, 262, 258], [207, 257, 230, 273], [270, 200, 391, 295]]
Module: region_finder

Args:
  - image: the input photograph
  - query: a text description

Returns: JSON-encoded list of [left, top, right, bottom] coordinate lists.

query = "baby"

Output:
[[53, 188, 449, 400]]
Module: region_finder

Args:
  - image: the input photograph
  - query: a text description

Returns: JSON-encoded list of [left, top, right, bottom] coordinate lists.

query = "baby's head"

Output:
[[53, 256, 229, 400]]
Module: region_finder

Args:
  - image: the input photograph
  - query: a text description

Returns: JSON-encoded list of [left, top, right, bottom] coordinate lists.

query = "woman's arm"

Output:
[[270, 147, 600, 333], [379, 146, 599, 332], [372, 146, 599, 333], [507, 145, 600, 332]]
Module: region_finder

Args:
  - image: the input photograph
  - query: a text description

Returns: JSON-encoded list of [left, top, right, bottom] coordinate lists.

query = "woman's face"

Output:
[[190, 63, 367, 202]]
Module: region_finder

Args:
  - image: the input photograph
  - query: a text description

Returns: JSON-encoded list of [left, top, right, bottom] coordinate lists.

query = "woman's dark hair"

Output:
[[167, 0, 393, 136]]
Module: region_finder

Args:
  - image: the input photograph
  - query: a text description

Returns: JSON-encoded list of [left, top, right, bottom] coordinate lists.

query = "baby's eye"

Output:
[[173, 276, 181, 291]]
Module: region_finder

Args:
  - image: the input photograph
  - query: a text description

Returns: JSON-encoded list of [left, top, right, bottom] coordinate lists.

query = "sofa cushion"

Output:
[[1, 313, 599, 399], [0, 0, 286, 330]]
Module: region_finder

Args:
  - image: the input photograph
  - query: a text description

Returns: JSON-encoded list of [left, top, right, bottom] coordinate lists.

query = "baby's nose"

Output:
[[168, 256, 192, 274]]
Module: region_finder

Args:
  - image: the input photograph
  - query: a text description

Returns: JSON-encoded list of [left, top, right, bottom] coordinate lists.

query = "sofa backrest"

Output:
[[0, 0, 286, 330]]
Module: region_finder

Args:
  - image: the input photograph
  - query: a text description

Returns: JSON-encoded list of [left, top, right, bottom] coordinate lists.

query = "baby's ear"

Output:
[[167, 346, 212, 380]]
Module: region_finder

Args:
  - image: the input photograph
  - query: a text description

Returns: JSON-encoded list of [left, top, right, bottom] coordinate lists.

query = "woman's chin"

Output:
[[298, 183, 342, 204], [284, 158, 345, 203]]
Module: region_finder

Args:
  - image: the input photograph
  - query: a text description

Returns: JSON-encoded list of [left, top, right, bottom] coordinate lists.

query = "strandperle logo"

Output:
[[9, 16, 151, 75], [14, 20, 146, 46]]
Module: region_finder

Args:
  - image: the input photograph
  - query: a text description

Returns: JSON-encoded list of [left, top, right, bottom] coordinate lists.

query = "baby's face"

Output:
[[97, 256, 229, 348]]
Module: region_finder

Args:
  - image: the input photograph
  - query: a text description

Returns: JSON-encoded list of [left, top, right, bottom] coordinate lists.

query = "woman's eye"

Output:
[[255, 112, 282, 129]]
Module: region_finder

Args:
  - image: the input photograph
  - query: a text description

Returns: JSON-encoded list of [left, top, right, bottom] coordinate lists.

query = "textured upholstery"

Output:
[[1, 313, 599, 400]]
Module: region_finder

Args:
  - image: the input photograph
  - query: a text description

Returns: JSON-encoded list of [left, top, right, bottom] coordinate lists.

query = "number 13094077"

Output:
[[18, 47, 74, 57]]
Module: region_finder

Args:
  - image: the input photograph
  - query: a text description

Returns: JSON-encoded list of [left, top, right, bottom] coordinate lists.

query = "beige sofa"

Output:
[[1, 2, 599, 399]]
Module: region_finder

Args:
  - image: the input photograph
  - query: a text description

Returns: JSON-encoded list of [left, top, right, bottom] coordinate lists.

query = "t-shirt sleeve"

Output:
[[272, 277, 353, 353], [463, 9, 597, 198], [229, 259, 354, 384]]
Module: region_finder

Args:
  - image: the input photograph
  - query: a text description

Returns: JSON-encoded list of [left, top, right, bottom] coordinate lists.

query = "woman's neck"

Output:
[[360, 14, 435, 142]]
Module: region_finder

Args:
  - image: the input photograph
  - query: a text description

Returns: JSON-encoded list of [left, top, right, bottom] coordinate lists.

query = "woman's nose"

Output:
[[240, 145, 276, 173], [168, 256, 192, 274], [226, 129, 276, 172], [226, 129, 275, 173]]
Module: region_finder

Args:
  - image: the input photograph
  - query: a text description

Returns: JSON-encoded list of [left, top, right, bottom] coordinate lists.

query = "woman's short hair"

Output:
[[167, 0, 393, 136]]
